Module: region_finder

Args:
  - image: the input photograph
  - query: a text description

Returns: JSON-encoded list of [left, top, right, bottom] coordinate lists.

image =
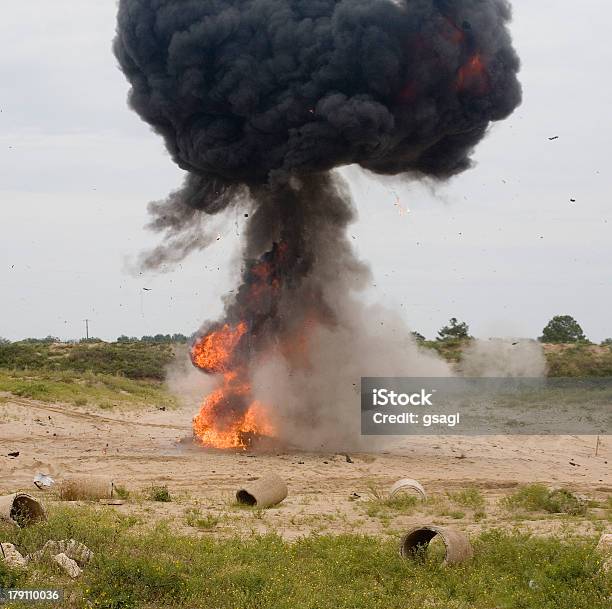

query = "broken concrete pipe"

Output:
[[0, 543, 27, 569], [400, 525, 473, 566], [389, 478, 427, 501], [0, 493, 47, 528], [236, 473, 288, 508], [597, 533, 612, 571], [1, 539, 93, 579], [59, 476, 114, 501]]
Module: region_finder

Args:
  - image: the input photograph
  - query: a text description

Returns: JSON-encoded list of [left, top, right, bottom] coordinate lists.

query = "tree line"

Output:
[[1, 316, 610, 346]]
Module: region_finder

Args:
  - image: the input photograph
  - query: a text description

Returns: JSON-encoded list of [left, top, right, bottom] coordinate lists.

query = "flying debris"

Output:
[[115, 0, 522, 449]]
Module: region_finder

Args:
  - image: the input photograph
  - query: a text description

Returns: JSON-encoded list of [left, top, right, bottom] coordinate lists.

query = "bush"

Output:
[[147, 486, 172, 503], [502, 484, 587, 516]]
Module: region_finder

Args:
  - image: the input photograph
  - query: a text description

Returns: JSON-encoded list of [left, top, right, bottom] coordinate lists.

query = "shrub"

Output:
[[147, 486, 172, 503], [502, 484, 587, 516]]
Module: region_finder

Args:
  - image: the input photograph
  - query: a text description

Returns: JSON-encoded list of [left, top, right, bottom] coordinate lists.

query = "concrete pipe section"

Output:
[[236, 473, 288, 508], [389, 478, 427, 501], [0, 493, 47, 528], [59, 476, 114, 501], [400, 525, 473, 566]]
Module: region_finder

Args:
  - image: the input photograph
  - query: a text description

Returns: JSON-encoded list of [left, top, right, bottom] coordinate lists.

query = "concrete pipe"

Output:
[[0, 493, 47, 528], [389, 478, 427, 501], [59, 476, 114, 501], [400, 525, 473, 566], [236, 473, 288, 508]]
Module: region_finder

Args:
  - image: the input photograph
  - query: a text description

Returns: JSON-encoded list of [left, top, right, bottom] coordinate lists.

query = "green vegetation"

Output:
[[185, 508, 221, 531], [502, 484, 587, 516], [0, 341, 176, 380], [446, 487, 486, 510], [545, 344, 612, 377], [114, 486, 131, 501], [423, 338, 468, 363], [0, 505, 609, 609], [147, 485, 172, 503], [539, 315, 588, 344], [0, 369, 175, 409], [437, 317, 471, 341], [362, 484, 420, 520], [117, 333, 189, 344]]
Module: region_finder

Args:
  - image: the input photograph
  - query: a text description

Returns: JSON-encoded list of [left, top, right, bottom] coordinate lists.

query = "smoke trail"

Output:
[[115, 0, 521, 448]]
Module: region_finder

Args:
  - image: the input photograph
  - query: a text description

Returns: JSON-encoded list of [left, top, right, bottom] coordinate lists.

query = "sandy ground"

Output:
[[1, 394, 610, 540]]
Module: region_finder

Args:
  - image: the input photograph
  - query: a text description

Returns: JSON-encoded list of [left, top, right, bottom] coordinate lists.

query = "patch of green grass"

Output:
[[502, 484, 587, 516], [185, 509, 221, 531], [447, 487, 486, 510], [147, 485, 172, 503], [114, 486, 131, 501], [0, 505, 609, 609], [0, 369, 176, 409], [363, 484, 420, 519]]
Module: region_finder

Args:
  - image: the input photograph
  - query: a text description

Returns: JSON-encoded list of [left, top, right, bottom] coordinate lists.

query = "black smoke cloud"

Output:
[[115, 0, 521, 223], [115, 0, 521, 446]]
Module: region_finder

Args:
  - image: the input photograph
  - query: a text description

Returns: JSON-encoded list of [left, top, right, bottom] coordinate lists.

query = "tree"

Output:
[[437, 318, 470, 341], [117, 335, 138, 343], [0, 337, 9, 345], [539, 315, 587, 344], [601, 338, 612, 347]]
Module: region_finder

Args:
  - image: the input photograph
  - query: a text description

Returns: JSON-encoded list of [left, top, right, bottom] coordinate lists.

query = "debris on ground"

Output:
[[7, 452, 19, 458], [390, 478, 427, 501], [52, 553, 83, 578], [0, 493, 47, 527], [400, 525, 473, 566], [236, 473, 288, 508], [27, 539, 94, 566], [0, 543, 27, 569], [33, 473, 56, 490], [596, 533, 612, 571], [1, 539, 93, 579]]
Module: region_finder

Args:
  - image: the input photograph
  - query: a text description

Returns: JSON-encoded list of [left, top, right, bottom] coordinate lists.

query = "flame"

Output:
[[456, 54, 489, 94], [193, 375, 274, 450], [191, 244, 291, 449], [191, 322, 247, 374]]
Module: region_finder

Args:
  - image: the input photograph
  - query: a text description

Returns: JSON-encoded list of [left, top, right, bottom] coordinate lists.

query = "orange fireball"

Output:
[[191, 322, 247, 374]]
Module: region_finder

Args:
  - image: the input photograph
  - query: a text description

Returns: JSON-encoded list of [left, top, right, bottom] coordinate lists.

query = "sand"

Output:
[[0, 393, 609, 539]]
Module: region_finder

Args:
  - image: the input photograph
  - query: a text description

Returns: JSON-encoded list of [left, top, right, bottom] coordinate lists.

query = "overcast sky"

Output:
[[0, 1, 610, 343]]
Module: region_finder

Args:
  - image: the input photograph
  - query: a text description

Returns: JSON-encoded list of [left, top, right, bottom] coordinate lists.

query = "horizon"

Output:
[[1, 1, 610, 343]]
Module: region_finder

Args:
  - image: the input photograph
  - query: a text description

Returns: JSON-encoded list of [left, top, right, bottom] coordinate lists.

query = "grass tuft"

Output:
[[146, 485, 172, 503], [502, 484, 587, 516]]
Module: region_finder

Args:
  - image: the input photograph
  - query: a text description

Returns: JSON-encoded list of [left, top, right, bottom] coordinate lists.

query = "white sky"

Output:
[[0, 1, 610, 342]]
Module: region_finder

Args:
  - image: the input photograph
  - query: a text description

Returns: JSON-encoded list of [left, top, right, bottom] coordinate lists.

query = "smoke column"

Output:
[[115, 0, 521, 449]]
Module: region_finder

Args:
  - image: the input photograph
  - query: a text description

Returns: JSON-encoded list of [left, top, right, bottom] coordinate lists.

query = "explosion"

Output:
[[115, 0, 521, 450]]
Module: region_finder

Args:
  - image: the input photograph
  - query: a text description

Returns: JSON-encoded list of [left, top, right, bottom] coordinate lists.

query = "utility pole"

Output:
[[84, 319, 90, 341]]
